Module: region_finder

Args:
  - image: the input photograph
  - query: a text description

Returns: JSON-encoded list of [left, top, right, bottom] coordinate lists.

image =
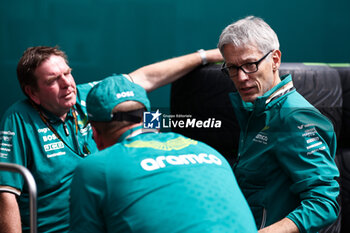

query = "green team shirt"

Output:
[[0, 82, 99, 232], [230, 74, 339, 233], [69, 126, 258, 233]]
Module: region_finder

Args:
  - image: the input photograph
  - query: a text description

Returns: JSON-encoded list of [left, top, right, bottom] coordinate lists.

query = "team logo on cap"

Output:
[[116, 91, 134, 99], [143, 109, 161, 129]]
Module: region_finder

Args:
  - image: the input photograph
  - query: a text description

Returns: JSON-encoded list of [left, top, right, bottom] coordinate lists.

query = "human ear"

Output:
[[24, 85, 40, 105], [92, 126, 105, 150], [272, 50, 282, 71]]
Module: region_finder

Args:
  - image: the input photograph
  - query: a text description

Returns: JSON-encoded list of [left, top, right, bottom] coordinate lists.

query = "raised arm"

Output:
[[0, 191, 22, 233], [129, 49, 223, 92]]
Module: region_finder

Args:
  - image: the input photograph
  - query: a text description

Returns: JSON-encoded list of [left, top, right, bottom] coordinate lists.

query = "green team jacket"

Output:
[[0, 82, 99, 232], [229, 74, 340, 233]]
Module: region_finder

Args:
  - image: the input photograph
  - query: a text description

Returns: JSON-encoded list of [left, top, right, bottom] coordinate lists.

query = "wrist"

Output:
[[197, 49, 208, 65]]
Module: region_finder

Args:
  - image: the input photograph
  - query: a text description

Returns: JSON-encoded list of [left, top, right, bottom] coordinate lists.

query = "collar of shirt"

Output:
[[37, 105, 75, 124], [240, 74, 294, 114], [117, 125, 158, 143]]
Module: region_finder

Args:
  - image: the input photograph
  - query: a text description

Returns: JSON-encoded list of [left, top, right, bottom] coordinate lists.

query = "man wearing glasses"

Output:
[[218, 16, 339, 233]]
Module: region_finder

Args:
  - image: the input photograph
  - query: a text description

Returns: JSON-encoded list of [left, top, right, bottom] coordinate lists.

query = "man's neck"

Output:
[[30, 100, 70, 122], [98, 123, 142, 150], [50, 110, 69, 122], [59, 113, 68, 122], [273, 75, 281, 87], [115, 123, 142, 142]]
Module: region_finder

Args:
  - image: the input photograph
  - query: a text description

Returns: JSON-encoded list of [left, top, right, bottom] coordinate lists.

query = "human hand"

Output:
[[203, 48, 223, 64]]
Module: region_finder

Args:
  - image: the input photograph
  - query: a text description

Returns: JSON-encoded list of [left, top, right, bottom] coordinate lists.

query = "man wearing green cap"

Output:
[[0, 46, 222, 232], [69, 75, 258, 233]]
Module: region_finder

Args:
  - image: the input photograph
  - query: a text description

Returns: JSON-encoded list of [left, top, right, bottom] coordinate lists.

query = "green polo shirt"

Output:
[[0, 82, 99, 232], [69, 126, 258, 233]]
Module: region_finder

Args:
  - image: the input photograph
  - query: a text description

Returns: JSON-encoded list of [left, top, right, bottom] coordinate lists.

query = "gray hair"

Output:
[[218, 16, 280, 54]]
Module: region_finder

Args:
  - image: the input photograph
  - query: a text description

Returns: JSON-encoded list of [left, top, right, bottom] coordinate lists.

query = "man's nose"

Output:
[[59, 74, 71, 87], [236, 68, 249, 82]]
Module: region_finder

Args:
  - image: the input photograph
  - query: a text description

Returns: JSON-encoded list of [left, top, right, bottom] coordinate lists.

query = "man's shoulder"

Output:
[[76, 144, 126, 178], [284, 90, 314, 107], [2, 99, 34, 119], [279, 90, 320, 117], [76, 150, 107, 172], [279, 91, 334, 130], [75, 81, 101, 108], [5, 99, 31, 110], [77, 81, 100, 92]]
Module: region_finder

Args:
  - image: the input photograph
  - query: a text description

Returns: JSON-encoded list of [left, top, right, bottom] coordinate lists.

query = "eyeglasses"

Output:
[[221, 50, 273, 78]]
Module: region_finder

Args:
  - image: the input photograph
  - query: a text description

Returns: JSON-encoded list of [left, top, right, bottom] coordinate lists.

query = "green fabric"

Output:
[[86, 74, 150, 122], [69, 129, 258, 233], [0, 82, 99, 233], [229, 74, 339, 233]]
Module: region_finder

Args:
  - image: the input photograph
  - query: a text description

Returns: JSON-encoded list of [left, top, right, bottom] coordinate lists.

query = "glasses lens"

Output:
[[228, 68, 238, 77], [241, 63, 258, 73], [222, 67, 238, 77]]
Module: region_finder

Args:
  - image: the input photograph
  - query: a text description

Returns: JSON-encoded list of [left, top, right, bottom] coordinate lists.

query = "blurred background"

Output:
[[1, 0, 349, 118]]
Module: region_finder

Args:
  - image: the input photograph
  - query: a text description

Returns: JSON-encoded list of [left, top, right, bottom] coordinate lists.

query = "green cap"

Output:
[[86, 75, 151, 122]]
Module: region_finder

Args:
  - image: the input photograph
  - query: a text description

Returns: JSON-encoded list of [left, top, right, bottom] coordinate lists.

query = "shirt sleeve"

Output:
[[69, 156, 107, 233], [0, 111, 30, 194], [277, 109, 340, 233]]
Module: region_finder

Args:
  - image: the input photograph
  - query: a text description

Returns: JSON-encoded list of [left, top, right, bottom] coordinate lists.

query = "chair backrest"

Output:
[[171, 64, 238, 166]]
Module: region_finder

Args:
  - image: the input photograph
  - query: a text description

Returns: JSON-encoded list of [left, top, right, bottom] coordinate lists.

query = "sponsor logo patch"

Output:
[[125, 137, 197, 151], [253, 132, 269, 145], [44, 142, 64, 152], [116, 91, 134, 99], [140, 153, 222, 171]]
